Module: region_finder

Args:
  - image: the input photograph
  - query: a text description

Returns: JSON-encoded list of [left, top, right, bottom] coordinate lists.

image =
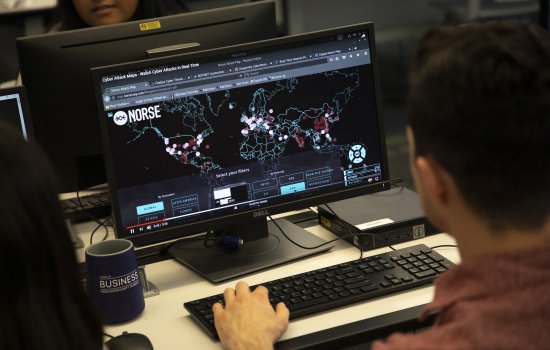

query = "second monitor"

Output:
[[16, 1, 277, 192]]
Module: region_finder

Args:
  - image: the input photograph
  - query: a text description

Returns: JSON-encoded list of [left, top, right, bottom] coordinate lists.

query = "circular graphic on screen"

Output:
[[348, 144, 366, 164]]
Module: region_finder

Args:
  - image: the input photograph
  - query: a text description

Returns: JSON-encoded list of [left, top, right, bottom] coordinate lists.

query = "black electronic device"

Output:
[[185, 244, 454, 339], [16, 0, 276, 192], [318, 187, 440, 251], [0, 85, 33, 141], [91, 22, 390, 283], [105, 332, 153, 350]]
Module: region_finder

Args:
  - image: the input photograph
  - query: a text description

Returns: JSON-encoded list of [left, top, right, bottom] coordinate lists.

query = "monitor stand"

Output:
[[167, 217, 334, 284]]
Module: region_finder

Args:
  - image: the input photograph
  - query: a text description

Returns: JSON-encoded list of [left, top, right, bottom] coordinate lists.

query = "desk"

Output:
[[74, 219, 459, 349]]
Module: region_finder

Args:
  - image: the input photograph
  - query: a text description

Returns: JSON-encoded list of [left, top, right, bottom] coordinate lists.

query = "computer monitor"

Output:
[[16, 0, 276, 193], [91, 22, 390, 283], [0, 85, 33, 141], [540, 0, 549, 29]]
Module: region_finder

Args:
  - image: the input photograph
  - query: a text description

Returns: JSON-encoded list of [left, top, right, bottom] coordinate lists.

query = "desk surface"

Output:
[[74, 219, 459, 349]]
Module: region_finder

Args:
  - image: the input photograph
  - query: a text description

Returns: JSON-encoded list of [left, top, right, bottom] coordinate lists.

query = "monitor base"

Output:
[[168, 218, 334, 284]]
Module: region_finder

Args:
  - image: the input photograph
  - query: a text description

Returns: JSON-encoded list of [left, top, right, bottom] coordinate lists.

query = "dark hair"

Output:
[[52, 0, 188, 30], [408, 21, 550, 231], [0, 122, 103, 350]]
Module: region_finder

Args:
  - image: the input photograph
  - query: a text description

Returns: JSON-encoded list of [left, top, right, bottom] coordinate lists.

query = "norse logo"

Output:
[[113, 111, 128, 126]]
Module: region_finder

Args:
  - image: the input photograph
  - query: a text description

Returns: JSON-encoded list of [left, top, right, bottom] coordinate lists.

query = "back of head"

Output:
[[0, 122, 102, 350], [408, 21, 550, 231]]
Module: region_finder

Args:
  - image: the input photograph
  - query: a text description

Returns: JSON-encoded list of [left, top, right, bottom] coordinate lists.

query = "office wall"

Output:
[[284, 0, 440, 37], [283, 0, 441, 100]]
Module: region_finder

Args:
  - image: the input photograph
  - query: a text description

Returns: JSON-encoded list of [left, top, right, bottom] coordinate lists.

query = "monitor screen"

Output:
[[16, 0, 276, 193], [0, 86, 33, 141], [92, 22, 390, 283]]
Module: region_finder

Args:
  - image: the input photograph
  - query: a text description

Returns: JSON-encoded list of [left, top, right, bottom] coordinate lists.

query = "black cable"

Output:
[[89, 216, 112, 245], [103, 332, 114, 339], [287, 207, 319, 225], [76, 190, 110, 239], [203, 229, 227, 248], [101, 217, 111, 241], [370, 182, 405, 197], [75, 190, 106, 224], [389, 177, 404, 185]]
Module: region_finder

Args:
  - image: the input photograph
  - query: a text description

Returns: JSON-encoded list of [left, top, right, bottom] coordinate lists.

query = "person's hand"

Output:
[[212, 281, 289, 350]]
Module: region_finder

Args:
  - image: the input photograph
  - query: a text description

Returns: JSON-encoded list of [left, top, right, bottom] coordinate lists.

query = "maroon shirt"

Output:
[[373, 243, 550, 350]]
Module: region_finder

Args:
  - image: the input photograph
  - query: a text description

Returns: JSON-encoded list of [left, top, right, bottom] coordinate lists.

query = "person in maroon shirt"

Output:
[[211, 21, 550, 349]]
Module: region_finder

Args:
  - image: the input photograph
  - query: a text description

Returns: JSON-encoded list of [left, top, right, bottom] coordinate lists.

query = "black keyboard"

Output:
[[184, 244, 455, 339], [60, 190, 111, 222]]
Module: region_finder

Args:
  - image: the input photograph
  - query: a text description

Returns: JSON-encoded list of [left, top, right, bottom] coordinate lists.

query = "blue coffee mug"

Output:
[[85, 239, 145, 324]]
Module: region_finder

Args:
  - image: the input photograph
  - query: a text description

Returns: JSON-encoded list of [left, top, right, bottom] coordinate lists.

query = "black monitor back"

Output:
[[16, 1, 276, 192], [541, 0, 549, 29]]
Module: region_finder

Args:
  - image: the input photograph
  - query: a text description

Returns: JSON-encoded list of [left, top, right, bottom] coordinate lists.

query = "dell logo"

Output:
[[253, 209, 269, 218], [113, 105, 161, 126]]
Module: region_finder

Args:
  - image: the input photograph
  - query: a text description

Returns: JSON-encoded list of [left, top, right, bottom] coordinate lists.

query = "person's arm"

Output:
[[212, 281, 289, 350]]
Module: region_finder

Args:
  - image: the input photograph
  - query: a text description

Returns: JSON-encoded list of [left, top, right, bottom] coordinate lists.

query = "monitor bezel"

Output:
[[92, 22, 390, 248]]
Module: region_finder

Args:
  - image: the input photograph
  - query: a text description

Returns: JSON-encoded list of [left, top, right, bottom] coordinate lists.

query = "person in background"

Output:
[[51, 0, 188, 30], [0, 121, 103, 350], [212, 21, 550, 349], [10, 0, 189, 85]]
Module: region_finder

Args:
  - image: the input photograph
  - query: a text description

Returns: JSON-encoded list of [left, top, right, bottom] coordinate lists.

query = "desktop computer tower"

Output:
[[318, 187, 440, 251]]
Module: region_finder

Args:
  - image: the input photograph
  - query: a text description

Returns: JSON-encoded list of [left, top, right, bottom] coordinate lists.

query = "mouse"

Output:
[[105, 331, 154, 350]]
